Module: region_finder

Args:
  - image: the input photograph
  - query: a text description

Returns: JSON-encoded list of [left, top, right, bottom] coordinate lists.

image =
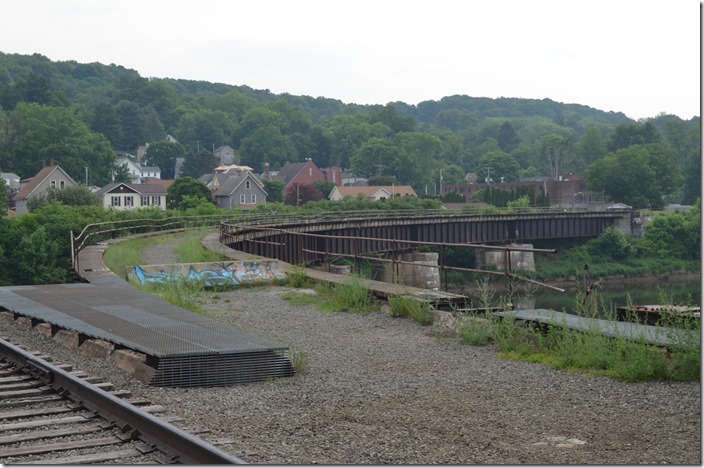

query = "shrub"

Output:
[[388, 295, 435, 326], [286, 267, 311, 288]]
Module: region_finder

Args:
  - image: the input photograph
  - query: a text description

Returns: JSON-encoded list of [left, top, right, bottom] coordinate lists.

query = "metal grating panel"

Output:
[[0, 283, 293, 387]]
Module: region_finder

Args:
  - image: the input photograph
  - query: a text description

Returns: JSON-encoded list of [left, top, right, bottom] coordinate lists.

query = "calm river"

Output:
[[460, 277, 701, 314]]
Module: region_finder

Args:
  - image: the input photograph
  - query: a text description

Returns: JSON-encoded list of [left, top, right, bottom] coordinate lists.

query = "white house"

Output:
[[96, 182, 167, 211], [328, 185, 417, 201], [116, 157, 161, 183]]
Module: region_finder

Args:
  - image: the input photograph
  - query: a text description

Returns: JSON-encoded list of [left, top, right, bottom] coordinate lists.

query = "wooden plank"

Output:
[[0, 435, 122, 457], [0, 414, 96, 431], [0, 381, 41, 391], [0, 424, 106, 445], [0, 394, 65, 409], [29, 447, 145, 464], [0, 404, 79, 420], [0, 387, 51, 399], [0, 375, 32, 384]]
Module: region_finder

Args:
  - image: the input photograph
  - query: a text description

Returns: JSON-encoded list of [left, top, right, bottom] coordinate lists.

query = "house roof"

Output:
[[143, 179, 174, 191], [96, 182, 168, 196], [16, 165, 77, 201], [332, 185, 417, 198], [273, 161, 310, 186], [214, 172, 266, 197]]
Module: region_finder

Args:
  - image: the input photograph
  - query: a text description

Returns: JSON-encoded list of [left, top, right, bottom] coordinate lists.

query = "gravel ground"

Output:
[[0, 238, 699, 464]]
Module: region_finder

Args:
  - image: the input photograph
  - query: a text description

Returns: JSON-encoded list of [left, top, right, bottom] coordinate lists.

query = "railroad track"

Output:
[[0, 338, 244, 464]]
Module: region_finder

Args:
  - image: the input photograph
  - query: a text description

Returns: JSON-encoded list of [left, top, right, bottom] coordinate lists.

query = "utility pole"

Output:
[[85, 167, 88, 186], [439, 168, 443, 197]]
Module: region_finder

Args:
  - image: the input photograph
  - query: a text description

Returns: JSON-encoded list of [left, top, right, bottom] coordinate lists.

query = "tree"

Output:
[[144, 140, 186, 179], [538, 135, 574, 180], [166, 176, 211, 210], [440, 164, 466, 185], [313, 179, 336, 199], [0, 177, 7, 215], [9, 103, 116, 185], [284, 183, 323, 206], [575, 127, 607, 172], [478, 151, 520, 182], [584, 144, 682, 209], [27, 185, 101, 212], [607, 122, 661, 153], [263, 179, 285, 203], [14, 225, 67, 285], [497, 121, 519, 152], [115, 100, 149, 150], [239, 126, 297, 172], [349, 138, 403, 179], [181, 148, 218, 179]]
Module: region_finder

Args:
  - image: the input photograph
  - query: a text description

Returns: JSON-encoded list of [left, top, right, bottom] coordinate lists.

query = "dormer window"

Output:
[[245, 180, 251, 190]]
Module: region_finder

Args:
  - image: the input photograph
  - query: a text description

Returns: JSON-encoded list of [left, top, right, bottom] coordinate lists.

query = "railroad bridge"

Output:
[[219, 208, 634, 266]]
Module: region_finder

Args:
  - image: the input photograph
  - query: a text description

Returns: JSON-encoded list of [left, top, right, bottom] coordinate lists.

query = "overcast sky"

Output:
[[1, 0, 700, 120]]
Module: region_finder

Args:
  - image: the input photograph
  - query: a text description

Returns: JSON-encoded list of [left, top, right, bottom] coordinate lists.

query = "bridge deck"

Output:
[[493, 309, 699, 348], [0, 243, 294, 388]]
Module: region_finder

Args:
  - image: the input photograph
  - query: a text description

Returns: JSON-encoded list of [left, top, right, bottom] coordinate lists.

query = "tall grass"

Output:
[[139, 277, 209, 316], [388, 295, 435, 326], [103, 237, 151, 277], [457, 291, 701, 382], [174, 230, 224, 263]]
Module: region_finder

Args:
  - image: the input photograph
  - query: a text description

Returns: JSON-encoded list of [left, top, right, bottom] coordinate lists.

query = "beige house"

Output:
[[15, 162, 78, 215], [96, 182, 168, 211], [328, 185, 417, 201]]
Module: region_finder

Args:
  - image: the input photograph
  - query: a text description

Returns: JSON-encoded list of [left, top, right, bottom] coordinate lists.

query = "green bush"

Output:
[[458, 316, 494, 346], [286, 267, 311, 288], [388, 295, 435, 326]]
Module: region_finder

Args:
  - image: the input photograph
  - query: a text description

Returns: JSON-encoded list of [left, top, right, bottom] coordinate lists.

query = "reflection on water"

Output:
[[464, 279, 701, 316], [524, 281, 700, 315]]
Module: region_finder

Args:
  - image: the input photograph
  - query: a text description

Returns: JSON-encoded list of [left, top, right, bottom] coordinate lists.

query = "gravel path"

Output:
[[0, 236, 699, 464]]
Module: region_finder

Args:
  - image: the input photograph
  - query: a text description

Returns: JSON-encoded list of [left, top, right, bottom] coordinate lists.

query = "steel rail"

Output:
[[0, 339, 245, 464]]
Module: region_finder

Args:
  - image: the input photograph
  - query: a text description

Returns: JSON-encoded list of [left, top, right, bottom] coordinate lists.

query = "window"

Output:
[[50, 180, 56, 189], [60, 180, 65, 189], [309, 168, 312, 176], [240, 194, 246, 204], [125, 196, 134, 207], [111, 196, 121, 207], [245, 180, 251, 190], [152, 196, 161, 206], [141, 196, 150, 206], [250, 194, 256, 204]]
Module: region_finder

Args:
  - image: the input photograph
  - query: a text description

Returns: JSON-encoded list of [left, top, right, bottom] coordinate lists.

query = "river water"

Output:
[[459, 277, 701, 315]]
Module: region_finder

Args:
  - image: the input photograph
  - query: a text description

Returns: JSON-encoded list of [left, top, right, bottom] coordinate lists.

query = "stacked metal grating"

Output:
[[150, 350, 295, 387]]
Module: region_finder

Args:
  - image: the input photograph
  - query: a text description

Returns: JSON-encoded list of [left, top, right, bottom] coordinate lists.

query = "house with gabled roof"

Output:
[[212, 171, 267, 209], [116, 157, 161, 183], [272, 160, 325, 190], [328, 185, 417, 201], [15, 161, 78, 215], [96, 182, 168, 211]]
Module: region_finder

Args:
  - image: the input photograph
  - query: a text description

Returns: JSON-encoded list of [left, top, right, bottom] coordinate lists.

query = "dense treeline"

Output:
[[0, 52, 699, 208]]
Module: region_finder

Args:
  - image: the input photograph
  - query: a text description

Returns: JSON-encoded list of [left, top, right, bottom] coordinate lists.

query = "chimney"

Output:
[[50, 159, 55, 167], [264, 163, 270, 178]]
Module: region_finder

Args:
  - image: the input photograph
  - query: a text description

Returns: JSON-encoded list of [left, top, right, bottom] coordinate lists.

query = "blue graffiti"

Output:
[[130, 261, 281, 288]]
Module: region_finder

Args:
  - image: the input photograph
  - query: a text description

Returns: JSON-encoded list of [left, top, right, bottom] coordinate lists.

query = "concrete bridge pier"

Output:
[[476, 244, 536, 272], [377, 252, 441, 290]]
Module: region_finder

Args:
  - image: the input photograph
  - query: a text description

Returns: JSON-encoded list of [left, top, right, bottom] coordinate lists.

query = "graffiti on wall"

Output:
[[127, 261, 286, 287]]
